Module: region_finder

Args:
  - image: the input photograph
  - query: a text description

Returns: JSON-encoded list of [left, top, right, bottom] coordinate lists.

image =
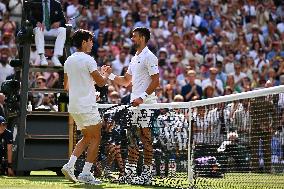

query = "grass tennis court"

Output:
[[0, 171, 284, 189]]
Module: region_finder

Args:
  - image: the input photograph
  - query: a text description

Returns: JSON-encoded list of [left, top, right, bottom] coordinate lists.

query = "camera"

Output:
[[0, 80, 20, 115]]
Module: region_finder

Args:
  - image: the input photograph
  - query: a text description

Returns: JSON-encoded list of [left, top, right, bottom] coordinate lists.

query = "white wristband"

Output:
[[108, 73, 116, 80], [140, 92, 148, 100]]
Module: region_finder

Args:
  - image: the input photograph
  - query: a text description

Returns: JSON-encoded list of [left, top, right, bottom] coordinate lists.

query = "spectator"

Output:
[[0, 46, 14, 87], [181, 70, 202, 102], [201, 67, 224, 97], [225, 74, 241, 93], [232, 62, 247, 88], [29, 0, 66, 66], [33, 76, 48, 107], [8, 0, 22, 26], [111, 51, 129, 76]]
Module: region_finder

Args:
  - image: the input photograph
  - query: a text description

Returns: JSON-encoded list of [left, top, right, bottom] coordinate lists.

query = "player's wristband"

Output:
[[108, 73, 116, 80], [140, 92, 148, 100]]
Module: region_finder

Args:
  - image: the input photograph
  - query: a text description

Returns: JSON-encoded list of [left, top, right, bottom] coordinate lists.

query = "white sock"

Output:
[[125, 162, 137, 176], [67, 155, 77, 168], [82, 162, 93, 174]]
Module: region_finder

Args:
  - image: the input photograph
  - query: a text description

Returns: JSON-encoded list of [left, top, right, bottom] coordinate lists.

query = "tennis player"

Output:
[[108, 27, 159, 185], [61, 29, 111, 185]]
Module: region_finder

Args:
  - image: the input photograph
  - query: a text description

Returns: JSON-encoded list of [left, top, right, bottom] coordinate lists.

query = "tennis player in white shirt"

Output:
[[61, 29, 112, 185], [108, 27, 159, 185]]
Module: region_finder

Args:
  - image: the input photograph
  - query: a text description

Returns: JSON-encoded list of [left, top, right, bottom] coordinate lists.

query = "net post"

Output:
[[188, 101, 194, 183]]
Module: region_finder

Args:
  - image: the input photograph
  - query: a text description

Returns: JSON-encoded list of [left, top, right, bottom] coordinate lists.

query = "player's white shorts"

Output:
[[131, 98, 156, 128], [70, 106, 101, 130]]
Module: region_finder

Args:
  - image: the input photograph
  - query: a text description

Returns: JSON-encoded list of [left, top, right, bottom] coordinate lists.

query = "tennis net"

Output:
[[71, 85, 284, 189]]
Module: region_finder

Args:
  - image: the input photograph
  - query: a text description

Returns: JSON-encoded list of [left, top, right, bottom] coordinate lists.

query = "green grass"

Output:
[[0, 171, 284, 189], [0, 171, 171, 189]]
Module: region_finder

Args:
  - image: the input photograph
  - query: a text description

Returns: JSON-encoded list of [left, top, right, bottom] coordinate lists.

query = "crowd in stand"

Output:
[[0, 0, 283, 107]]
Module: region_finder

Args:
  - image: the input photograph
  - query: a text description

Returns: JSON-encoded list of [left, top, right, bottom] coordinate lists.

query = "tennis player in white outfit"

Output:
[[61, 29, 112, 185], [108, 27, 160, 185]]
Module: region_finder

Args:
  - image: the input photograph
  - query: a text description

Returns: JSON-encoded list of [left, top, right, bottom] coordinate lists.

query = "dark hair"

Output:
[[72, 29, 93, 49], [133, 27, 151, 43]]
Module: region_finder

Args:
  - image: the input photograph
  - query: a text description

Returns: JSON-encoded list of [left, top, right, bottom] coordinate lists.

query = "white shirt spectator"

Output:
[[0, 1, 6, 20], [64, 52, 98, 113], [111, 57, 130, 76], [201, 78, 224, 96], [0, 63, 14, 86], [232, 72, 247, 84], [254, 57, 269, 73], [192, 109, 210, 144], [127, 46, 159, 102], [183, 14, 202, 29], [243, 4, 256, 16], [224, 62, 235, 74], [277, 22, 284, 33], [66, 4, 81, 28], [207, 107, 222, 144]]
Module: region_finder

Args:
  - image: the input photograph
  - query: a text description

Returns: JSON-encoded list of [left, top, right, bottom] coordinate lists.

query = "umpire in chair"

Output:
[[28, 0, 66, 67], [0, 116, 14, 176]]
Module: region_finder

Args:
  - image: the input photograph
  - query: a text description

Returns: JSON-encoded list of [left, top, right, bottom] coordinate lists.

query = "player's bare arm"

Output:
[[110, 72, 132, 87], [91, 65, 112, 87], [64, 73, 69, 91], [132, 73, 160, 107]]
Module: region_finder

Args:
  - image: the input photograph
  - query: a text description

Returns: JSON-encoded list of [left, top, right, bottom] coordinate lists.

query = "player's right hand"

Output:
[[101, 65, 112, 76], [37, 22, 45, 31]]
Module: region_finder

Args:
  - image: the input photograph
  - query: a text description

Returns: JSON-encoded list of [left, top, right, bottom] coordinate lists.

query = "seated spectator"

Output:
[[29, 0, 66, 67], [181, 70, 202, 101], [201, 67, 224, 97], [225, 74, 242, 93], [0, 46, 14, 87], [0, 116, 14, 176], [164, 84, 176, 103], [0, 12, 16, 34], [37, 93, 57, 111], [33, 76, 48, 107], [8, 0, 22, 26]]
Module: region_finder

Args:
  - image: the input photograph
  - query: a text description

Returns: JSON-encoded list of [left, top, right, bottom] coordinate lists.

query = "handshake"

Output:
[[101, 65, 113, 78]]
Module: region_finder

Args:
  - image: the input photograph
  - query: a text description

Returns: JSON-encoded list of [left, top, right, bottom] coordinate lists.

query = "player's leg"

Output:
[[62, 114, 86, 182], [132, 108, 154, 185], [77, 112, 102, 185], [104, 143, 116, 179], [120, 137, 139, 183], [119, 108, 140, 184], [114, 145, 125, 177]]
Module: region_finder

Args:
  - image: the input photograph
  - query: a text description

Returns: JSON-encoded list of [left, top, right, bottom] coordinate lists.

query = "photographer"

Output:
[[0, 116, 14, 176]]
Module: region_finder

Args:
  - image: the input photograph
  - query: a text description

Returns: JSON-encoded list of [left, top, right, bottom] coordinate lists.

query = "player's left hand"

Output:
[[132, 98, 143, 107]]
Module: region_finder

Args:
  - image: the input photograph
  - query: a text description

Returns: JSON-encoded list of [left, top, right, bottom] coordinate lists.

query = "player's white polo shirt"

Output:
[[127, 46, 159, 102]]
